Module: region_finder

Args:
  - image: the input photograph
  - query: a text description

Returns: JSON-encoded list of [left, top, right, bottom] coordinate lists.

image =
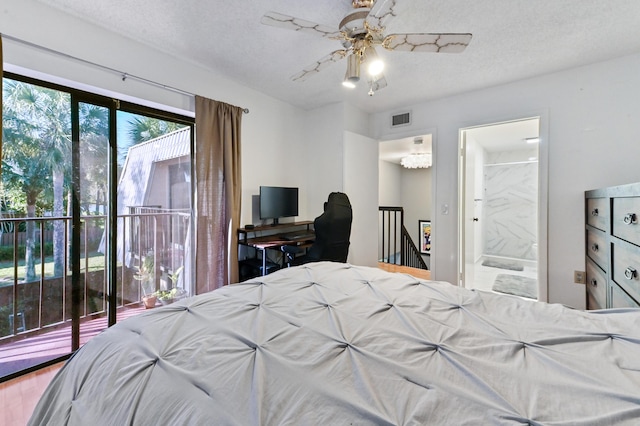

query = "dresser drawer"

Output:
[[611, 240, 640, 304], [586, 229, 608, 270], [586, 258, 607, 310], [586, 197, 609, 231], [610, 283, 639, 308], [612, 197, 640, 246]]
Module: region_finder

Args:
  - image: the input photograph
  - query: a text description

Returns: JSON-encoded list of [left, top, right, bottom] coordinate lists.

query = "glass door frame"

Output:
[[1, 71, 194, 380]]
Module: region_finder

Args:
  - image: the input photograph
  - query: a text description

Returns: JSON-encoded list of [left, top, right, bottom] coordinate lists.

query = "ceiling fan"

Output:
[[261, 0, 472, 95]]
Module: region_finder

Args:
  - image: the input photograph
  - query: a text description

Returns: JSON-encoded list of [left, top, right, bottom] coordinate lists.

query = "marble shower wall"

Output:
[[483, 149, 538, 260]]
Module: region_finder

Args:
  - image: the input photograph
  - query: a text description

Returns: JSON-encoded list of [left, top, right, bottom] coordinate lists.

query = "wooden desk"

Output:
[[238, 221, 315, 278]]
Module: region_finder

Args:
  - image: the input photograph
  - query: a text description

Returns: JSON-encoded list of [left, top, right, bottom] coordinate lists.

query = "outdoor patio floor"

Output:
[[0, 305, 146, 378]]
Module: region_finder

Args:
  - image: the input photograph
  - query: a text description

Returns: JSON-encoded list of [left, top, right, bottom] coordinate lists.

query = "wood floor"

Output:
[[3, 264, 430, 425], [0, 307, 144, 425], [0, 362, 64, 425], [377, 262, 431, 280]]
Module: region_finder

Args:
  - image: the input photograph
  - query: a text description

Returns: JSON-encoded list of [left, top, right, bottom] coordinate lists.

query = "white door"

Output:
[[343, 131, 379, 266], [460, 131, 476, 287]]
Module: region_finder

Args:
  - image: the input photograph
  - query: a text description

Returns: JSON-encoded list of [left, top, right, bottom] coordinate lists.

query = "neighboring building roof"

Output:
[[117, 126, 191, 214], [100, 126, 191, 262]]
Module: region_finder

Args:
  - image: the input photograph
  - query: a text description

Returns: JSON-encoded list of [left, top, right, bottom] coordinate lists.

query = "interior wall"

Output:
[[372, 52, 640, 309], [300, 103, 346, 220], [343, 102, 371, 137], [378, 160, 403, 206]]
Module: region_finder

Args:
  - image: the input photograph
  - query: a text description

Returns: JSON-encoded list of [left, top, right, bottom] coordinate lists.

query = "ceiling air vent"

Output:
[[391, 112, 411, 127]]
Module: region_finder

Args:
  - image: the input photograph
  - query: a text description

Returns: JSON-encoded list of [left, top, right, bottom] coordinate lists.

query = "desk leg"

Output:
[[262, 249, 267, 276]]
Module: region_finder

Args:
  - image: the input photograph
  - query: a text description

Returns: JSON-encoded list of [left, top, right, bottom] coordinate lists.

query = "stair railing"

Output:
[[379, 206, 428, 270]]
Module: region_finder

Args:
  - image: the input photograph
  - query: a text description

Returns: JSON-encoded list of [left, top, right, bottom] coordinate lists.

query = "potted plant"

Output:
[[156, 266, 185, 305], [141, 293, 157, 309], [134, 250, 157, 309]]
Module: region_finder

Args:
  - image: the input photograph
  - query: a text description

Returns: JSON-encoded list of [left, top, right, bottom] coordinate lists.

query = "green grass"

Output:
[[0, 253, 109, 288]]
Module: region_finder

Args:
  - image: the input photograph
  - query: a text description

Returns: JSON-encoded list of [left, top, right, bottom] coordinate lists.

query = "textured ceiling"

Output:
[[33, 0, 640, 114]]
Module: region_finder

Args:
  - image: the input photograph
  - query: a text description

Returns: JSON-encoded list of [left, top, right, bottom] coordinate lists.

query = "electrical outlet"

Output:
[[574, 270, 586, 284]]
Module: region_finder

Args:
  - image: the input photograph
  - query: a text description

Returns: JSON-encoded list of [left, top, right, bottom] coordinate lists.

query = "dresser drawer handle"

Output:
[[623, 213, 637, 225], [590, 243, 599, 252], [590, 278, 598, 287], [591, 208, 599, 217], [624, 267, 637, 280]]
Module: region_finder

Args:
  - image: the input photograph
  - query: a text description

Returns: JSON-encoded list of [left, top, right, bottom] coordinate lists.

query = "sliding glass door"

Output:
[[76, 99, 112, 348], [0, 72, 194, 380], [114, 109, 193, 316]]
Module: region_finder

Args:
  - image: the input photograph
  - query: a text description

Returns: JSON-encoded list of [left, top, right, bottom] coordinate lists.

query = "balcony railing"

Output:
[[0, 208, 191, 343]]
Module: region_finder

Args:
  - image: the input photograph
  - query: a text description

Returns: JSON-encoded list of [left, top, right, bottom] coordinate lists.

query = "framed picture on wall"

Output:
[[419, 220, 431, 255]]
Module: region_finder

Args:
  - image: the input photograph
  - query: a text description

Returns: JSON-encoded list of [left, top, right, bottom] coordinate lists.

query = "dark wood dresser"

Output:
[[585, 183, 640, 309]]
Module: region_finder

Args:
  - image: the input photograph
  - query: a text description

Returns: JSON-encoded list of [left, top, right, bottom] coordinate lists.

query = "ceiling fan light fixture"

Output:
[[345, 53, 360, 83], [365, 46, 384, 76], [262, 1, 472, 97], [342, 77, 356, 89], [369, 60, 384, 76], [352, 0, 374, 8]]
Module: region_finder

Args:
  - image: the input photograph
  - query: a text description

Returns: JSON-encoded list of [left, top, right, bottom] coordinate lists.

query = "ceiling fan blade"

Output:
[[365, 0, 399, 29], [261, 12, 341, 38], [383, 33, 472, 53], [291, 50, 348, 82]]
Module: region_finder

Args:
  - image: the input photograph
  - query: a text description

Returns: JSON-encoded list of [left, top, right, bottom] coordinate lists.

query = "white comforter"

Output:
[[30, 262, 640, 425]]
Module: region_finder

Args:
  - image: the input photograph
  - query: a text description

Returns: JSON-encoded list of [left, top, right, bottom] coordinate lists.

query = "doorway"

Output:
[[378, 133, 434, 271], [459, 118, 542, 300]]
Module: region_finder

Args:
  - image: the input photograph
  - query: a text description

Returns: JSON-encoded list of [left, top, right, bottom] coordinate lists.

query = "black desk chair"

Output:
[[282, 192, 352, 267]]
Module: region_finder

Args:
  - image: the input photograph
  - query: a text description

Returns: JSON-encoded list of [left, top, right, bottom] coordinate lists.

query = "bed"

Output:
[[30, 262, 640, 425]]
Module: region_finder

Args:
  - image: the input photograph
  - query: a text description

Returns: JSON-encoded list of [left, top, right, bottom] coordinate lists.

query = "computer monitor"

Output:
[[259, 186, 299, 225]]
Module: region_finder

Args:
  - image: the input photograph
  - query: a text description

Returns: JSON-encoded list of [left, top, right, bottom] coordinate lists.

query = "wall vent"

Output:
[[391, 111, 411, 127]]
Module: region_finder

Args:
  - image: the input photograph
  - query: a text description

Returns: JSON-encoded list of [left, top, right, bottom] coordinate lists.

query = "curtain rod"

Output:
[[1, 33, 249, 114]]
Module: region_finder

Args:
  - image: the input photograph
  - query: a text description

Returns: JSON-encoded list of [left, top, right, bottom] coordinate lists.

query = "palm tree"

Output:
[[127, 115, 183, 143], [2, 79, 71, 281], [3, 82, 186, 283], [118, 115, 185, 166], [3, 80, 113, 281], [78, 103, 109, 214]]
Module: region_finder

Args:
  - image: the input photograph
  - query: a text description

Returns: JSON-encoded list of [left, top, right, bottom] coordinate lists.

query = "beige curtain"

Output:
[[195, 96, 243, 293]]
